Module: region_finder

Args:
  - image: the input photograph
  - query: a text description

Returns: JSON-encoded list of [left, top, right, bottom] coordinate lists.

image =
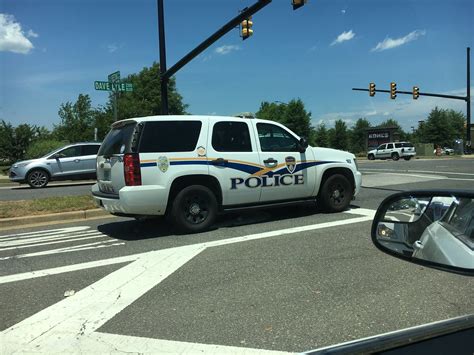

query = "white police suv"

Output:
[[92, 115, 362, 233]]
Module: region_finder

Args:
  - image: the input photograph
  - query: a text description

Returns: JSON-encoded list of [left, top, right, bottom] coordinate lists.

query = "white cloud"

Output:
[[331, 30, 355, 46], [107, 43, 121, 53], [215, 44, 240, 55], [341, 9, 346, 14], [0, 14, 35, 54], [371, 30, 426, 52], [27, 29, 38, 38]]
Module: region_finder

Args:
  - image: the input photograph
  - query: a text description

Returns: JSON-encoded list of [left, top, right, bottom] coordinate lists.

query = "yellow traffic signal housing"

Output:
[[413, 86, 420, 100], [369, 83, 376, 97], [241, 17, 253, 40], [390, 82, 397, 99], [292, 0, 307, 10]]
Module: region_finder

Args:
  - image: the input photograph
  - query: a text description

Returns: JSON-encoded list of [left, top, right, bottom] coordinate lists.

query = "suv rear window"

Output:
[[98, 122, 137, 156], [139, 121, 202, 153]]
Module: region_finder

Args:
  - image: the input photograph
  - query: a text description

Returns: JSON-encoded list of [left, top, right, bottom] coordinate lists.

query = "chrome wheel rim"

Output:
[[29, 171, 47, 187]]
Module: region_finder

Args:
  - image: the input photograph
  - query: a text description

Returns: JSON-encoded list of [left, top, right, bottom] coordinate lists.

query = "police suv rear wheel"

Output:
[[171, 185, 217, 233], [319, 174, 352, 213]]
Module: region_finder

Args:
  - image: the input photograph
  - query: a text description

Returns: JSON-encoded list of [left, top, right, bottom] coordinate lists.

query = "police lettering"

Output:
[[230, 174, 304, 189]]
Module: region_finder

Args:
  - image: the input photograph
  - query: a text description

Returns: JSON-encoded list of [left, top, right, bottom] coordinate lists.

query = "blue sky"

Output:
[[1, 0, 473, 131]]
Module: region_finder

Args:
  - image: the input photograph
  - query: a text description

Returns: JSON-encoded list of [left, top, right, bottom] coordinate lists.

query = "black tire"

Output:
[[391, 152, 400, 161], [319, 174, 352, 213], [368, 154, 375, 160], [403, 156, 411, 161], [170, 185, 217, 233], [27, 169, 50, 188]]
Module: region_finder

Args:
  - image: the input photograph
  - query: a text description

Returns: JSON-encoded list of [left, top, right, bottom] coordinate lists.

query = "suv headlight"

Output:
[[13, 163, 28, 169]]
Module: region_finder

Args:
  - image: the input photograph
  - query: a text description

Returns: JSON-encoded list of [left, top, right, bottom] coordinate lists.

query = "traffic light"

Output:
[[369, 82, 376, 97], [390, 82, 397, 99], [292, 0, 307, 10], [413, 86, 420, 100], [241, 17, 253, 40]]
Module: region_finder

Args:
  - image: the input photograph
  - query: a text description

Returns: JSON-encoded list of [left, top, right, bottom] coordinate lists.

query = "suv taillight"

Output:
[[124, 153, 142, 186]]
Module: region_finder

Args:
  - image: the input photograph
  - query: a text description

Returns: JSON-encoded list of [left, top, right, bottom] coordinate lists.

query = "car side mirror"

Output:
[[298, 137, 308, 153], [371, 190, 474, 276]]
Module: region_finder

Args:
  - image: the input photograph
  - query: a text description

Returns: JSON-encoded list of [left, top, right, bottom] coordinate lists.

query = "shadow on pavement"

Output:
[[97, 204, 346, 241]]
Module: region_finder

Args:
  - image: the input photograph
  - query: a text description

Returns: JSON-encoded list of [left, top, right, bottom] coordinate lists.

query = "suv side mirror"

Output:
[[298, 137, 308, 153], [371, 190, 474, 276]]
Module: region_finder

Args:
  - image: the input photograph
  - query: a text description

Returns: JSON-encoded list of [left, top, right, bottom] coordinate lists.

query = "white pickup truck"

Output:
[[92, 115, 362, 233]]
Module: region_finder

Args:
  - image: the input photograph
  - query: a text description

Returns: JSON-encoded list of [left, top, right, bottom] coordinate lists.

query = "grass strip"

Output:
[[0, 195, 96, 219]]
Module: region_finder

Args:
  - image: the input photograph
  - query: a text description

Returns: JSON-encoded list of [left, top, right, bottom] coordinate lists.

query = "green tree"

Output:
[[314, 122, 329, 147], [26, 139, 67, 159], [350, 118, 371, 154], [422, 107, 460, 147], [0, 120, 43, 162], [329, 119, 349, 151], [112, 62, 188, 121], [54, 94, 95, 142], [256, 98, 313, 143]]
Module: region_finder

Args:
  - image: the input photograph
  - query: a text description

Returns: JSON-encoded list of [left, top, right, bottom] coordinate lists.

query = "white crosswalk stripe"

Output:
[[0, 226, 124, 259]]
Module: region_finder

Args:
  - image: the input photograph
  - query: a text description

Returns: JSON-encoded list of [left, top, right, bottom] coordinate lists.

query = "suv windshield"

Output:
[[98, 122, 137, 156]]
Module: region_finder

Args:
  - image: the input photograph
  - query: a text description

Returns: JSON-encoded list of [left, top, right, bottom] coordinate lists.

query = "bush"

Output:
[[25, 139, 68, 159]]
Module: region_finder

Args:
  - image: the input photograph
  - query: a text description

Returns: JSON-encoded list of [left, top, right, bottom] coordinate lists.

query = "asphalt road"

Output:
[[1, 159, 473, 353], [0, 181, 94, 201]]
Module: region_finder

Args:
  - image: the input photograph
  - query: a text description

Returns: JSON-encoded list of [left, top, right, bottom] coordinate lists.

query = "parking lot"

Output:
[[1, 159, 473, 353]]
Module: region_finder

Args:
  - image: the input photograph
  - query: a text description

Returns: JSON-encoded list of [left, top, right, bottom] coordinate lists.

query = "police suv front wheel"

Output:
[[319, 174, 352, 213], [171, 185, 217, 234]]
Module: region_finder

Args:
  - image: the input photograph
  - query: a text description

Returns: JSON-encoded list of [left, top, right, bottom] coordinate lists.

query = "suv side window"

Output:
[[82, 145, 100, 156], [387, 143, 394, 149], [56, 146, 81, 158], [377, 144, 386, 150], [212, 121, 252, 152], [139, 121, 202, 153], [395, 143, 402, 148], [257, 123, 299, 152]]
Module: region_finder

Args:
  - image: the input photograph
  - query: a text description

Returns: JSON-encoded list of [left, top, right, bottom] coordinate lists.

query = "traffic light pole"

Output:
[[158, 0, 169, 115], [353, 47, 472, 150], [157, 0, 272, 115]]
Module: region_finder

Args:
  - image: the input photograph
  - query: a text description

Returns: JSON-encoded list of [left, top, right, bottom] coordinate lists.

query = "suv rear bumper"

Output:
[[91, 183, 168, 216]]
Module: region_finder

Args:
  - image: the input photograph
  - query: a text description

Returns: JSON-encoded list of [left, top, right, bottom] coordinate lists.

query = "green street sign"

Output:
[[95, 81, 111, 91], [94, 81, 133, 92], [108, 71, 120, 83]]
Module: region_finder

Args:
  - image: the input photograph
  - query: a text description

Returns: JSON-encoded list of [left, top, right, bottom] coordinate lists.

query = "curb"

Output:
[[0, 209, 110, 229]]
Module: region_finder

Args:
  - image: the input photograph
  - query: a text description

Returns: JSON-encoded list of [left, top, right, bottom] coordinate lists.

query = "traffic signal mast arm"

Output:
[[352, 87, 468, 102], [162, 0, 271, 80]]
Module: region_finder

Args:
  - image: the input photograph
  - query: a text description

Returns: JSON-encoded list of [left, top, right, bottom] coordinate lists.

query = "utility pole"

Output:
[[466, 47, 471, 150], [157, 0, 168, 115]]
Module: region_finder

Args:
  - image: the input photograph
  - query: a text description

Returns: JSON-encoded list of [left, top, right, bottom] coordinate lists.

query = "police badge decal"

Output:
[[157, 156, 169, 173], [285, 156, 296, 174]]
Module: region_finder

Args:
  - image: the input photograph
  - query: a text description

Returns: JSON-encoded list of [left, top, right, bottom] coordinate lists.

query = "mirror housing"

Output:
[[298, 137, 308, 153], [371, 190, 474, 276]]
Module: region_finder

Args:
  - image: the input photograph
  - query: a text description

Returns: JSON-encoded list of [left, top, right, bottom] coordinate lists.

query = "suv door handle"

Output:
[[74, 159, 81, 163], [263, 158, 278, 167], [211, 158, 228, 166]]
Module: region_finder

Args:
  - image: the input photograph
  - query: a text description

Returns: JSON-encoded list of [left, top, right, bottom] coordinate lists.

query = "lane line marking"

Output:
[[0, 234, 106, 251], [0, 208, 375, 284], [1, 208, 375, 353], [0, 226, 90, 239], [0, 240, 123, 260], [360, 168, 474, 176], [0, 254, 141, 284], [0, 231, 102, 247], [83, 332, 293, 355]]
